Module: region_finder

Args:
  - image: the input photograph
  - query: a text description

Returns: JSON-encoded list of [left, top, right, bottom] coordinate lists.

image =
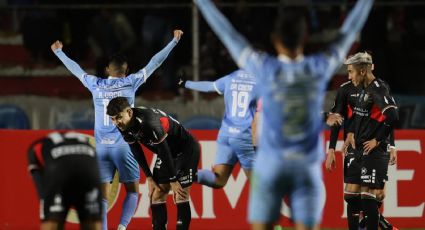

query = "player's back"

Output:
[[256, 54, 334, 162], [219, 70, 257, 140], [84, 73, 145, 146]]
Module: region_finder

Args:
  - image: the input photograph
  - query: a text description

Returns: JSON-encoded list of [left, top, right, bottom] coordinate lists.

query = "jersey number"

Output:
[[102, 99, 110, 126], [231, 91, 249, 117]]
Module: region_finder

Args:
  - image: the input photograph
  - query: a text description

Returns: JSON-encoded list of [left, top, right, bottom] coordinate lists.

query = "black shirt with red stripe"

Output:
[[121, 107, 196, 180], [328, 81, 360, 149], [349, 78, 397, 150], [27, 132, 97, 198]]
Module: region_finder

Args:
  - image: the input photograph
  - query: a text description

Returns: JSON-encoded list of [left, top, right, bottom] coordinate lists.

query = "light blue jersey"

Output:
[[195, 0, 373, 163], [186, 69, 257, 140], [54, 38, 178, 146]]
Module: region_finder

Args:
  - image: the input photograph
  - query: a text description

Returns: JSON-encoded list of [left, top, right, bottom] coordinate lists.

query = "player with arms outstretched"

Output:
[[51, 30, 183, 230], [194, 0, 373, 229]]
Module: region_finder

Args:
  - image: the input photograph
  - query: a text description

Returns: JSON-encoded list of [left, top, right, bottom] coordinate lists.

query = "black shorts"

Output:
[[42, 157, 102, 222], [153, 140, 200, 188], [360, 149, 389, 190], [343, 148, 362, 185]]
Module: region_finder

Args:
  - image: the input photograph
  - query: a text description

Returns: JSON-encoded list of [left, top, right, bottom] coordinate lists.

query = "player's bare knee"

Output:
[[151, 189, 168, 203]]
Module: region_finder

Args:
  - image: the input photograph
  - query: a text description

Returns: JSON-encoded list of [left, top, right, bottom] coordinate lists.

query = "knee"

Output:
[[375, 190, 385, 202], [212, 175, 228, 189], [151, 189, 168, 203]]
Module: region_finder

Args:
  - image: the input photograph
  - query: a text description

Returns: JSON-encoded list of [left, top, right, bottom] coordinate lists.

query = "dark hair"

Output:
[[108, 53, 128, 75], [106, 97, 130, 116], [274, 7, 307, 50]]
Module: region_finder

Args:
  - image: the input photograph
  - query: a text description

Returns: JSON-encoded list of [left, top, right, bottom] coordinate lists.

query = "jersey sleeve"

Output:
[[213, 75, 229, 95], [27, 140, 44, 198], [54, 49, 98, 91], [130, 38, 179, 90], [331, 84, 349, 116], [372, 85, 397, 112], [185, 81, 217, 93]]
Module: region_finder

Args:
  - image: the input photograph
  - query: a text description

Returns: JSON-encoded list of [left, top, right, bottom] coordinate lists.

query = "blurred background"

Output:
[[0, 0, 424, 130]]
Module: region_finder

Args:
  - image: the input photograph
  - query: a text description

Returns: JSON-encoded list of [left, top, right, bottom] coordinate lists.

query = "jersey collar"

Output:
[[278, 54, 304, 63]]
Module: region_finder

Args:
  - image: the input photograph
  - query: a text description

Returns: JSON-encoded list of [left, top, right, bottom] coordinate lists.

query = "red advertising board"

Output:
[[0, 130, 424, 229]]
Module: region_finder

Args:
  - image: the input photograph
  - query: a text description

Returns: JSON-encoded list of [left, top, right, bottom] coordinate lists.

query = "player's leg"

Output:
[[80, 220, 102, 230], [41, 220, 65, 230], [230, 137, 256, 180], [360, 153, 388, 230], [249, 151, 285, 230], [112, 145, 141, 230], [291, 161, 324, 230], [198, 135, 237, 188], [343, 150, 362, 230], [175, 186, 192, 230], [96, 145, 116, 230], [151, 183, 171, 230]]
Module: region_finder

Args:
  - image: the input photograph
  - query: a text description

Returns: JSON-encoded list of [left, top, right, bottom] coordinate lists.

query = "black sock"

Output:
[[377, 200, 393, 229], [176, 201, 191, 230], [379, 214, 393, 230], [362, 198, 379, 230], [344, 194, 361, 230], [151, 202, 167, 230]]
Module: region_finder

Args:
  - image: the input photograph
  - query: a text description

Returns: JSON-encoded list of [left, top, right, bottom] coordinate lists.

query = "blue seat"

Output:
[[182, 115, 221, 130], [0, 104, 30, 129]]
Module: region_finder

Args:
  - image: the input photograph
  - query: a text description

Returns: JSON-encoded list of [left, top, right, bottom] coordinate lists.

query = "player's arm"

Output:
[[194, 0, 253, 69], [320, 0, 374, 78], [182, 74, 227, 94], [128, 142, 153, 178], [27, 142, 44, 199], [51, 40, 91, 85], [133, 30, 183, 88]]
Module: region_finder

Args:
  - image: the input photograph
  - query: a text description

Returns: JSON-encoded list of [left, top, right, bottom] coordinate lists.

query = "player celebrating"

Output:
[[28, 131, 102, 230], [106, 97, 200, 230], [179, 69, 257, 188], [194, 0, 373, 229], [343, 53, 398, 230], [51, 30, 183, 230], [325, 52, 397, 230]]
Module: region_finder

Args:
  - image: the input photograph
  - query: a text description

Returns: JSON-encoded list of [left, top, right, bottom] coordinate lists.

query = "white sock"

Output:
[[117, 224, 126, 230]]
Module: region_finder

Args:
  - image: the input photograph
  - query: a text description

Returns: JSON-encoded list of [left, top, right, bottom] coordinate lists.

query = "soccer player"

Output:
[[194, 0, 373, 229], [325, 52, 397, 230], [51, 30, 183, 230], [106, 97, 200, 230], [28, 131, 102, 230], [342, 53, 398, 230], [178, 69, 257, 188]]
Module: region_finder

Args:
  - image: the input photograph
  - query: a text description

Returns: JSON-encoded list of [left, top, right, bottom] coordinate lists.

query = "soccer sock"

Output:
[[120, 192, 138, 227], [344, 193, 361, 230], [102, 198, 108, 230], [151, 202, 167, 230], [376, 200, 393, 230], [362, 195, 379, 230], [176, 201, 191, 230], [197, 169, 216, 187]]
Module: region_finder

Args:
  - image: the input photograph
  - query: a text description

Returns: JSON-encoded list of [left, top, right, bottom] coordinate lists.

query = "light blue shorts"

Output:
[[215, 135, 256, 169], [248, 151, 324, 227], [96, 144, 140, 183]]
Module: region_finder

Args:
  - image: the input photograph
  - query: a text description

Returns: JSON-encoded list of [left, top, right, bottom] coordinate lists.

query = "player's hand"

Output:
[[170, 181, 187, 202], [325, 148, 336, 171], [389, 147, 397, 165], [147, 177, 161, 200], [173, 30, 184, 42], [363, 138, 379, 155], [343, 133, 355, 153], [326, 113, 343, 126], [51, 40, 63, 52]]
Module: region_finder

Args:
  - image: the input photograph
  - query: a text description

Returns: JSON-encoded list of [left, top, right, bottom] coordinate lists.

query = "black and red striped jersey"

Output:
[[27, 132, 96, 173], [120, 107, 194, 158], [350, 78, 397, 148]]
